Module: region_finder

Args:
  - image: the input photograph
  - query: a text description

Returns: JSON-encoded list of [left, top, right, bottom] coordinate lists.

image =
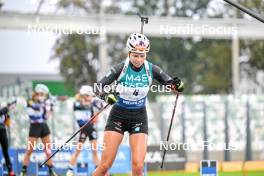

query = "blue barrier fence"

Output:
[[0, 145, 131, 175]]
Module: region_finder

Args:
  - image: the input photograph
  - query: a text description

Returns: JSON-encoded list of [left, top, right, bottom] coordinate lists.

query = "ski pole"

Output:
[[161, 92, 180, 168]]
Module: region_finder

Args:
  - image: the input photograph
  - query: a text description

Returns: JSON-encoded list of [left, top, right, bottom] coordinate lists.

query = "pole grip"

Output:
[[138, 13, 149, 34]]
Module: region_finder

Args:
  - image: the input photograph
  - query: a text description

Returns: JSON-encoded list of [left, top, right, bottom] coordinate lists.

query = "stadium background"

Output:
[[0, 0, 264, 175]]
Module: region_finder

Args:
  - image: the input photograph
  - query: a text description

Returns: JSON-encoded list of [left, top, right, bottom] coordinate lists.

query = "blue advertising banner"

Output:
[[75, 145, 131, 175], [0, 145, 131, 175], [108, 145, 130, 174], [16, 148, 73, 175], [77, 146, 95, 175], [52, 148, 73, 174], [0, 149, 17, 174]]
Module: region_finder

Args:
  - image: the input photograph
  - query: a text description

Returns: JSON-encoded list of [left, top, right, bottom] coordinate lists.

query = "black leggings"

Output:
[[0, 127, 12, 172]]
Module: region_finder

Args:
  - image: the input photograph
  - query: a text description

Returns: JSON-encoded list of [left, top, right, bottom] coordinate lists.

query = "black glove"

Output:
[[169, 77, 184, 92], [106, 94, 117, 105], [99, 92, 118, 105]]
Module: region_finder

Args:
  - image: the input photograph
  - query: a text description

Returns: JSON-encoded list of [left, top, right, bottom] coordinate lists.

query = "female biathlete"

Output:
[[0, 102, 16, 176], [93, 33, 184, 176], [66, 85, 105, 176], [20, 84, 57, 176]]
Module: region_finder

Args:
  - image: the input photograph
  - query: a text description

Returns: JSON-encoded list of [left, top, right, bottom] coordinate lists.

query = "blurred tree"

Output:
[[232, 0, 264, 92], [57, 0, 101, 13], [195, 40, 232, 93], [147, 38, 232, 94], [107, 35, 127, 63], [52, 34, 99, 90], [242, 40, 264, 70], [238, 0, 264, 70]]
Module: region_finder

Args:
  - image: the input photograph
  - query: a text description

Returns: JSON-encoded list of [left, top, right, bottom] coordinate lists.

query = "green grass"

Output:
[[114, 171, 264, 176]]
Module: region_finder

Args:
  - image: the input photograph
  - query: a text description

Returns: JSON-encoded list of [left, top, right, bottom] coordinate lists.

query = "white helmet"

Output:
[[35, 84, 49, 94], [0, 102, 7, 108], [126, 33, 150, 53], [79, 85, 94, 96]]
